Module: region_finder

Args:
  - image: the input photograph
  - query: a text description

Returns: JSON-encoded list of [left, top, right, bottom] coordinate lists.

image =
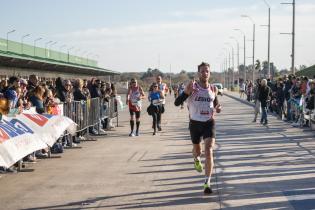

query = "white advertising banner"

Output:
[[0, 111, 76, 168]]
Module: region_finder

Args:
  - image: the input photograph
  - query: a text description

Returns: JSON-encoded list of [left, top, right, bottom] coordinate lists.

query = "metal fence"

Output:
[[289, 96, 315, 130], [56, 96, 119, 136]]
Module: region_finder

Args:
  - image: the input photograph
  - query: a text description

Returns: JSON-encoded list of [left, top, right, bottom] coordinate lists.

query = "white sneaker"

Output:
[[99, 129, 107, 134], [129, 132, 135, 137], [291, 122, 299, 127], [78, 136, 86, 141], [35, 152, 48, 158]]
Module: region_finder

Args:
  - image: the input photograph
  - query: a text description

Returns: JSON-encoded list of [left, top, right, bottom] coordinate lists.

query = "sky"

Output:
[[1, 0, 315, 73]]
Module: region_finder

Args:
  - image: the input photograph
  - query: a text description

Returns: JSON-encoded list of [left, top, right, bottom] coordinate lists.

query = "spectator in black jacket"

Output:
[[259, 79, 271, 125], [253, 79, 261, 122], [90, 79, 102, 98], [284, 75, 294, 121], [73, 79, 87, 141], [55, 77, 66, 102], [276, 80, 285, 118], [73, 79, 87, 101], [82, 79, 91, 99]]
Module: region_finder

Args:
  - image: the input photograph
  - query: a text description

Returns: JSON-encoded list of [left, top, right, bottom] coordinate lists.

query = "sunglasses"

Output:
[[153, 86, 158, 88]]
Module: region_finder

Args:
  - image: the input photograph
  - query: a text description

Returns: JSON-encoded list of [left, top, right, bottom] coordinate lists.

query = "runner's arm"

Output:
[[159, 91, 165, 99], [126, 88, 130, 105], [139, 87, 145, 99], [213, 86, 219, 107], [174, 92, 189, 106], [213, 86, 221, 113]]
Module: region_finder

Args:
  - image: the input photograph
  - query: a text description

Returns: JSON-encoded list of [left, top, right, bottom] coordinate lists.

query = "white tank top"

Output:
[[187, 83, 216, 122], [129, 87, 141, 107], [159, 83, 166, 105]]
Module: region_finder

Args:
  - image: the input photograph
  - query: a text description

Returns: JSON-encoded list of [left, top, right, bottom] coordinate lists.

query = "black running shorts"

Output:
[[189, 119, 216, 144], [129, 109, 141, 118]]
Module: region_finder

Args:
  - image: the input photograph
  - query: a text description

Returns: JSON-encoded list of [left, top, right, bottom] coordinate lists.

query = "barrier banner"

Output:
[[0, 110, 76, 168]]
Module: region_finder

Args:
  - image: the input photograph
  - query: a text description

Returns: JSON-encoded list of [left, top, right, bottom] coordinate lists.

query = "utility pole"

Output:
[[241, 15, 256, 81], [281, 0, 295, 74], [261, 0, 271, 78], [169, 64, 172, 91], [230, 36, 240, 86]]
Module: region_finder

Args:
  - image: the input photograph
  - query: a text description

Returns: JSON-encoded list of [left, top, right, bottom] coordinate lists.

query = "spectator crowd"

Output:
[[0, 75, 117, 173], [238, 75, 315, 127]]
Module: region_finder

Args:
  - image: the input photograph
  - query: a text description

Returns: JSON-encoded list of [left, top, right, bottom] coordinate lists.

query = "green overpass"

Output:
[[0, 37, 119, 77]]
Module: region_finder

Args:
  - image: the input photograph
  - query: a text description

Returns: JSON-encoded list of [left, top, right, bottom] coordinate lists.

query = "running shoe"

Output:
[[194, 159, 203, 173], [203, 183, 213, 194], [129, 132, 135, 137], [135, 131, 140, 136]]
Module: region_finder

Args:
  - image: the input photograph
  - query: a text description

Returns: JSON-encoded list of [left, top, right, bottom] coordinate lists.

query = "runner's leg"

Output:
[[157, 110, 162, 131], [192, 143, 201, 159], [152, 112, 157, 135], [135, 111, 141, 136], [204, 137, 215, 193], [204, 138, 215, 182], [129, 110, 135, 136]]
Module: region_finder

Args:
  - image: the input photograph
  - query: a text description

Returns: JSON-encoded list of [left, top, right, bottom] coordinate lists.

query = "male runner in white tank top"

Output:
[[156, 76, 167, 131], [174, 62, 221, 194]]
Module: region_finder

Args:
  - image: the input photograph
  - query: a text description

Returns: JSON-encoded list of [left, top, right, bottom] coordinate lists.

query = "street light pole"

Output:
[[33, 37, 42, 56], [67, 46, 74, 62], [241, 15, 256, 82], [223, 57, 226, 88], [234, 29, 246, 82], [230, 36, 240, 86], [262, 0, 271, 78], [170, 64, 172, 87], [59, 44, 66, 60], [45, 41, 52, 58], [281, 0, 295, 74], [225, 56, 228, 88], [48, 41, 57, 58], [6, 29, 16, 52], [225, 42, 234, 88], [218, 53, 225, 86], [223, 47, 230, 88], [292, 0, 295, 74], [21, 33, 30, 54]]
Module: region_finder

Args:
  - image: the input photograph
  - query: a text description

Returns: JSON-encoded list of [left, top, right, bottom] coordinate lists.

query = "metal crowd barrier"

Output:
[[302, 96, 315, 131], [14, 96, 119, 171], [55, 96, 118, 139], [108, 96, 119, 127], [288, 95, 315, 130]]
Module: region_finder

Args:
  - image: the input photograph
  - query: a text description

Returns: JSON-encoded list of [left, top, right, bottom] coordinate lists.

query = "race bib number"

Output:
[[200, 103, 212, 115], [152, 99, 161, 106], [131, 99, 141, 106]]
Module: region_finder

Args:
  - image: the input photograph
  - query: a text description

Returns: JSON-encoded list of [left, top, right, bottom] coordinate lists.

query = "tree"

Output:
[[141, 68, 164, 80], [298, 65, 307, 71], [255, 59, 261, 71]]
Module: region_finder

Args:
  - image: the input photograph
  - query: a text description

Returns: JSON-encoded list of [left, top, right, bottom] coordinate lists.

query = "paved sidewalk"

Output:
[[0, 94, 315, 210]]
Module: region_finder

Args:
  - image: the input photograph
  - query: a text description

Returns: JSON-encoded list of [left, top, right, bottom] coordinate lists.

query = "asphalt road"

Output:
[[0, 92, 315, 210]]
